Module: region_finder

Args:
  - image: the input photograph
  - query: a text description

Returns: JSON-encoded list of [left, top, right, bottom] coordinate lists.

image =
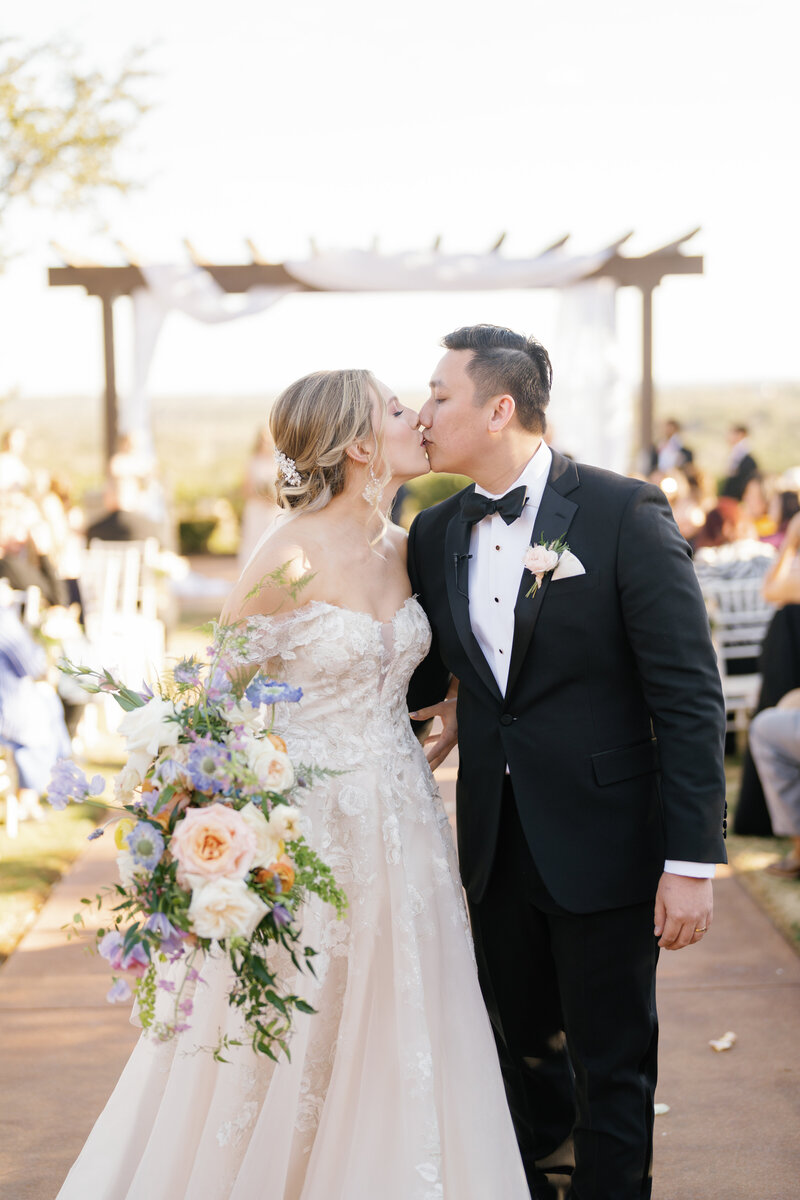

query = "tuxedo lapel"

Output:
[[444, 498, 504, 703], [505, 454, 579, 699]]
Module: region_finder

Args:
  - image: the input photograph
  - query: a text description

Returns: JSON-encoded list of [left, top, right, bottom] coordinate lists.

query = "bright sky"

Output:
[[2, 0, 798, 401]]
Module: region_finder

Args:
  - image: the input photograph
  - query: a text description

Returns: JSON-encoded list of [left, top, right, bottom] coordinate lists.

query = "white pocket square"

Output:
[[552, 549, 586, 581]]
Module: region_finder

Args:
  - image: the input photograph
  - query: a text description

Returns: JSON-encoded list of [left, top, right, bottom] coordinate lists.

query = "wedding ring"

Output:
[[694, 927, 707, 933]]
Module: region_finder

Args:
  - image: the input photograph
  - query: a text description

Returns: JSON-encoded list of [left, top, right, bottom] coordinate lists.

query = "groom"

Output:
[[407, 325, 727, 1200]]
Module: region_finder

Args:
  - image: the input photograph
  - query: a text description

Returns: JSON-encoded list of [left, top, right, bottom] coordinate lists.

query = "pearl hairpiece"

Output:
[[274, 448, 302, 488]]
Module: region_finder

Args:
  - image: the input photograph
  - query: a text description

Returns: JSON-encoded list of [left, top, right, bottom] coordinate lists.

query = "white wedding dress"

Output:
[[57, 597, 528, 1199]]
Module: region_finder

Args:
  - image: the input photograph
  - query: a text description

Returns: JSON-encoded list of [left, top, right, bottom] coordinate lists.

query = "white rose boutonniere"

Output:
[[523, 535, 570, 598]]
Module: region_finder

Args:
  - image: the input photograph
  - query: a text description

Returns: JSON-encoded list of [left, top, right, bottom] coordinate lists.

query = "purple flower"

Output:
[[144, 912, 184, 955], [107, 978, 132, 1003], [126, 822, 165, 871], [179, 998, 193, 1016], [271, 903, 291, 928], [132, 783, 161, 815], [157, 979, 176, 993], [205, 667, 232, 703], [46, 759, 105, 810], [98, 930, 124, 964], [186, 740, 231, 795], [245, 677, 303, 707], [152, 757, 185, 787], [173, 657, 201, 685], [87, 826, 105, 841]]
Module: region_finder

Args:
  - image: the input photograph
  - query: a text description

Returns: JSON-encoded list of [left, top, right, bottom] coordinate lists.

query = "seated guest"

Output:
[[736, 511, 800, 834], [87, 480, 162, 544], [0, 494, 67, 607], [762, 490, 800, 549], [0, 604, 71, 819], [749, 689, 800, 878]]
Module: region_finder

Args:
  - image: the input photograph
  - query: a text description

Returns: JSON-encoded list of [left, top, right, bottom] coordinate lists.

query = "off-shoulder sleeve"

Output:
[[227, 604, 328, 668]]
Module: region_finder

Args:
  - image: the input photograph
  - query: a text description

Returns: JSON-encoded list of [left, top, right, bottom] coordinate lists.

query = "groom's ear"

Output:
[[486, 393, 516, 433]]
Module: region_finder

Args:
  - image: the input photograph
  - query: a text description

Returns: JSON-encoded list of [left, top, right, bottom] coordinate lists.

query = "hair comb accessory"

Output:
[[274, 448, 302, 487]]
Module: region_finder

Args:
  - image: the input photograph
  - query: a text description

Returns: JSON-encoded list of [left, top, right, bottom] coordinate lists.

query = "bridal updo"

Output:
[[269, 369, 385, 513]]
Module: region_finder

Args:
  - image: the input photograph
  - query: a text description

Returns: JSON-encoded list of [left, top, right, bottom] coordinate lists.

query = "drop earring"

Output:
[[362, 465, 383, 506]]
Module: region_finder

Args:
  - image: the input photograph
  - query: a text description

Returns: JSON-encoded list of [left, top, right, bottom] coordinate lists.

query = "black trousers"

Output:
[[468, 778, 659, 1200]]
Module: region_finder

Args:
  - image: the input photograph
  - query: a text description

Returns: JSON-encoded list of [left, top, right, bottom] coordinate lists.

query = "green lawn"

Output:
[[0, 803, 100, 963]]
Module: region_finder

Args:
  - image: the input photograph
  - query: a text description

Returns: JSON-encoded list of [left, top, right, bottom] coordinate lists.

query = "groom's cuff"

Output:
[[664, 859, 716, 879]]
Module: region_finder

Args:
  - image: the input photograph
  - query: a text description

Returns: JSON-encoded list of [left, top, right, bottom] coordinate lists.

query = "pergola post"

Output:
[[101, 293, 119, 466]]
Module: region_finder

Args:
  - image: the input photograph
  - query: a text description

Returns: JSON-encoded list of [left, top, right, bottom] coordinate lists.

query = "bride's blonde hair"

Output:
[[269, 369, 390, 517]]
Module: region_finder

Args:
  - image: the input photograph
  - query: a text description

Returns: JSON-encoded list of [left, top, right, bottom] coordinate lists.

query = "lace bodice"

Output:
[[233, 595, 432, 777]]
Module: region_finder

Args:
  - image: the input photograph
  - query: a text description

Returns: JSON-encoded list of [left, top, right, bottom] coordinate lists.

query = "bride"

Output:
[[56, 369, 528, 1199]]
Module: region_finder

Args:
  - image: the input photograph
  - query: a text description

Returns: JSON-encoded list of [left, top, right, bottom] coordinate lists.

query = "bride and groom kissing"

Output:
[[58, 323, 726, 1200]]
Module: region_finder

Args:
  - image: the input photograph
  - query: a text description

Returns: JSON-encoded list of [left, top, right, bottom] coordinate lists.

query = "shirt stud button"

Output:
[[494, 597, 500, 603], [495, 545, 501, 551]]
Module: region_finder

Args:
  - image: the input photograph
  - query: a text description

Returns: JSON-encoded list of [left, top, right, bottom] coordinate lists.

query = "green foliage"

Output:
[[0, 38, 150, 261], [397, 473, 471, 525]]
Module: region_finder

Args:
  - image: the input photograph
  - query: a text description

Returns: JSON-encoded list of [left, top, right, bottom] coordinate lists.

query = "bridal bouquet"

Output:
[[45, 619, 347, 1062]]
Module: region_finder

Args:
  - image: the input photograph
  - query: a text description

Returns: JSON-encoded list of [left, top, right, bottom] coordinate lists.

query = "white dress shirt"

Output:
[[466, 442, 714, 881]]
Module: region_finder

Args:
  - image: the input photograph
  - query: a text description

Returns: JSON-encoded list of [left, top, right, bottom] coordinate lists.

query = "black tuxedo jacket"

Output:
[[407, 451, 727, 911]]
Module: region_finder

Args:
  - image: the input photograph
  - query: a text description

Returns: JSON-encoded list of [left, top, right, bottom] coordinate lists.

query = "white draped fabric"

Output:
[[283, 245, 614, 292], [549, 279, 631, 474], [122, 249, 628, 472], [124, 266, 294, 453]]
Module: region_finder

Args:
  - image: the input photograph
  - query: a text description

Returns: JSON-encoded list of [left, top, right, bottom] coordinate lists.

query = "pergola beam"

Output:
[[48, 233, 704, 469]]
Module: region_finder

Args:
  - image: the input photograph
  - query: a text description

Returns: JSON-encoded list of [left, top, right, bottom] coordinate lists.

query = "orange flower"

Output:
[[152, 789, 191, 828], [268, 856, 295, 892], [267, 732, 287, 753]]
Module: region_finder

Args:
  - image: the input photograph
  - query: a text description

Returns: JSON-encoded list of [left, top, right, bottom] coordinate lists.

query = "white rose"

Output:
[[116, 850, 138, 887], [118, 697, 180, 757], [221, 697, 266, 734], [238, 802, 284, 868], [268, 804, 304, 843], [245, 741, 295, 793], [113, 749, 152, 802], [188, 877, 268, 940]]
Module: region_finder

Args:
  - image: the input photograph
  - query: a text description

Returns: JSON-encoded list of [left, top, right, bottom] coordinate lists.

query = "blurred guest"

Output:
[[658, 467, 707, 543], [741, 475, 775, 538], [762, 490, 800, 549], [654, 418, 693, 473], [238, 428, 280, 570], [735, 511, 800, 834], [0, 603, 71, 819], [720, 423, 758, 500], [691, 496, 741, 550], [749, 689, 800, 877], [87, 480, 161, 544], [0, 493, 67, 607], [0, 427, 31, 492]]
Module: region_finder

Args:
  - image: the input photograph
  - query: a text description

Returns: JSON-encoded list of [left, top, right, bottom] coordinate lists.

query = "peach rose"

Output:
[[171, 803, 256, 883]]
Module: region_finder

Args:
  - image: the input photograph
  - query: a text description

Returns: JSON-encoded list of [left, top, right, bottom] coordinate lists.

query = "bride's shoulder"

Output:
[[221, 526, 317, 624], [385, 521, 409, 564]]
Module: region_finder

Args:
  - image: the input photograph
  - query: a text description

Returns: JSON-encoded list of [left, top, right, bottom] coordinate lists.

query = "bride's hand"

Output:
[[411, 698, 458, 771]]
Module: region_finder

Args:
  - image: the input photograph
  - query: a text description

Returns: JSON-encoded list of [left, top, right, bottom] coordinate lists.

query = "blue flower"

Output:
[[125, 822, 165, 871], [245, 678, 303, 707], [173, 657, 201, 685], [271, 903, 291, 928], [46, 759, 105, 810], [186, 740, 231, 795]]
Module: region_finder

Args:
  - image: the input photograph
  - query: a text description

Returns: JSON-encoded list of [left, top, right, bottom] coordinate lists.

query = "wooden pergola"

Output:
[[48, 230, 703, 466]]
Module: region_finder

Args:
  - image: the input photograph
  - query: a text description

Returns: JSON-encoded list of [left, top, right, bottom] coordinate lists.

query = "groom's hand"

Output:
[[410, 699, 458, 771], [654, 873, 713, 950]]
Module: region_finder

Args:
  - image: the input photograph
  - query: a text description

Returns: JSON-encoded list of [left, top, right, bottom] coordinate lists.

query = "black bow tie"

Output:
[[461, 485, 527, 526]]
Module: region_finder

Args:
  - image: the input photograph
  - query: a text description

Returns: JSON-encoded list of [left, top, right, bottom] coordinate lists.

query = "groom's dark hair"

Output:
[[442, 324, 552, 434]]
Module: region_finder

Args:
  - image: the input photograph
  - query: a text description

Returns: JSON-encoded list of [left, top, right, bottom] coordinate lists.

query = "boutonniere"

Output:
[[523, 535, 574, 598]]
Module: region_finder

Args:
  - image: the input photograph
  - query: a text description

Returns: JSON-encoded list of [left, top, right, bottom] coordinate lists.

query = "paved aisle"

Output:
[[1, 770, 799, 1199]]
